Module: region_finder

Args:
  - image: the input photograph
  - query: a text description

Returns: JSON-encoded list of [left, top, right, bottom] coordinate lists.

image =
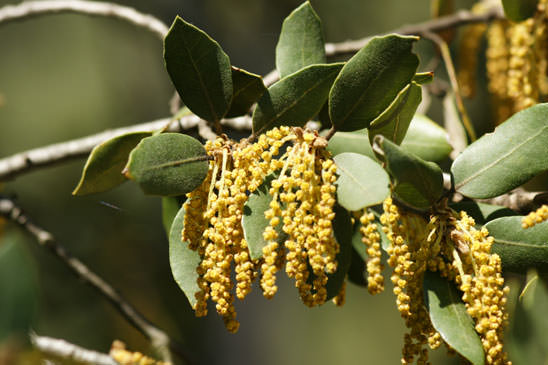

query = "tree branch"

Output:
[[0, 197, 195, 365], [31, 333, 118, 365], [476, 188, 548, 214], [0, 0, 169, 39], [0, 115, 251, 181]]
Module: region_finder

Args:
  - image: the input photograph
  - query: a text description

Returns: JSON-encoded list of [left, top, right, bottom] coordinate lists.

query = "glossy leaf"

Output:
[[423, 271, 485, 365], [400, 114, 452, 162], [0, 233, 38, 341], [333, 152, 390, 211], [329, 34, 419, 132], [452, 104, 548, 199], [327, 129, 374, 158], [252, 63, 343, 136], [276, 1, 326, 78], [485, 216, 548, 273], [226, 67, 266, 118], [164, 16, 232, 123], [125, 133, 209, 196], [72, 132, 151, 196], [326, 205, 353, 300], [450, 201, 516, 224], [242, 175, 286, 260], [502, 0, 539, 21], [169, 206, 201, 307], [374, 136, 444, 209], [369, 82, 422, 145], [162, 196, 185, 238]]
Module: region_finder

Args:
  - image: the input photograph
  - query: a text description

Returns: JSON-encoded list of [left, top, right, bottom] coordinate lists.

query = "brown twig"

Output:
[[0, 197, 195, 365]]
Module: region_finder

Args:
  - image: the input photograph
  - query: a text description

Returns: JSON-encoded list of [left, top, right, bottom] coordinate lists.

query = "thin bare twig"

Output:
[[0, 115, 251, 181], [0, 0, 169, 39], [31, 334, 118, 365], [0, 197, 195, 365]]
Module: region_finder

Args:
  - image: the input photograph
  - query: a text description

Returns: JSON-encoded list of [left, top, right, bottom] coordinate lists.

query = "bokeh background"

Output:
[[0, 0, 488, 364]]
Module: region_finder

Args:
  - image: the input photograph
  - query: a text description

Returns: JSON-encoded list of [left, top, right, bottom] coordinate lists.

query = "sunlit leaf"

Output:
[[226, 67, 266, 118], [329, 34, 419, 132], [327, 129, 374, 158], [242, 175, 286, 260], [485, 216, 548, 273], [169, 206, 201, 307], [400, 114, 452, 162], [276, 1, 325, 78], [369, 82, 422, 145], [423, 271, 485, 365], [164, 16, 233, 123], [374, 136, 444, 209], [452, 104, 548, 199], [502, 0, 539, 21], [413, 72, 434, 84], [72, 132, 151, 196], [333, 153, 390, 211], [252, 63, 343, 136], [125, 133, 209, 196]]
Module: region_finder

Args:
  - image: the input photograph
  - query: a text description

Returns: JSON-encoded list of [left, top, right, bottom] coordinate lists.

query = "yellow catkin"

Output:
[[110, 341, 170, 365], [332, 281, 346, 306], [359, 210, 384, 295], [534, 0, 548, 94], [522, 204, 548, 228]]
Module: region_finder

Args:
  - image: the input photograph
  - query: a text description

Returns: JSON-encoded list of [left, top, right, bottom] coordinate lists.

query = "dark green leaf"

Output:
[[164, 16, 232, 123], [326, 129, 374, 158], [374, 135, 444, 209], [329, 34, 419, 132], [226, 67, 266, 118], [423, 271, 485, 365], [0, 232, 38, 342], [162, 196, 185, 238], [276, 1, 326, 78], [452, 104, 548, 199], [125, 133, 209, 196], [413, 72, 434, 84], [326, 205, 353, 300], [502, 0, 539, 21], [72, 132, 151, 196], [252, 63, 343, 136], [400, 114, 452, 162], [169, 206, 201, 307], [347, 248, 367, 287], [450, 201, 517, 224], [333, 153, 390, 211], [369, 82, 422, 145], [242, 175, 286, 260], [485, 216, 548, 273]]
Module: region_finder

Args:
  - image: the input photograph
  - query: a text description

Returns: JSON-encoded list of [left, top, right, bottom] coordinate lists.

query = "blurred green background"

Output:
[[0, 0, 486, 364]]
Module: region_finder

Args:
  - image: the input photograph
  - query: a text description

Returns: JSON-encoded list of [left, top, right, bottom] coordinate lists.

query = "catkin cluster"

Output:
[[485, 0, 548, 122], [364, 198, 510, 364], [180, 127, 340, 332], [522, 204, 548, 228], [110, 341, 170, 365]]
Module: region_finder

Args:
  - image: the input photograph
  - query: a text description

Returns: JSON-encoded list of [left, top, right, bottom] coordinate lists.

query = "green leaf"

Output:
[[326, 129, 374, 158], [368, 82, 422, 145], [72, 132, 152, 196], [450, 201, 517, 224], [0, 232, 38, 342], [242, 175, 286, 260], [333, 152, 390, 211], [226, 67, 267, 118], [162, 196, 185, 238], [164, 16, 233, 123], [452, 104, 548, 199], [374, 136, 444, 209], [252, 63, 343, 136], [276, 1, 326, 78], [443, 91, 468, 158], [400, 114, 452, 162], [502, 0, 539, 21], [169, 206, 201, 308], [347, 248, 367, 287], [326, 205, 353, 300], [485, 216, 548, 273], [125, 133, 209, 196], [329, 34, 419, 132], [413, 72, 434, 84], [423, 271, 485, 365]]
